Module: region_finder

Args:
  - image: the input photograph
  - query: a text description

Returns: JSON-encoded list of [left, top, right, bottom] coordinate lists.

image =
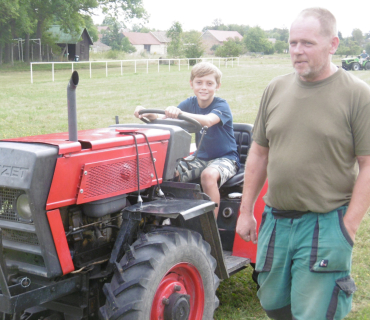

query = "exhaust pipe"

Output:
[[67, 71, 79, 141]]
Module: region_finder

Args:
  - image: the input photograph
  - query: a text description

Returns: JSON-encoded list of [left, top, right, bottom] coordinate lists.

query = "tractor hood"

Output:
[[4, 127, 170, 154]]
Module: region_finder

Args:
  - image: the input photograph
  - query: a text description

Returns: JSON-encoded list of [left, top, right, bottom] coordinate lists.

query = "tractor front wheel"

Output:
[[365, 61, 370, 70], [100, 227, 219, 320], [352, 62, 360, 71]]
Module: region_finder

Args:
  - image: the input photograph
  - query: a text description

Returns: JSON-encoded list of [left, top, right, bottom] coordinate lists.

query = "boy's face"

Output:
[[190, 74, 220, 107]]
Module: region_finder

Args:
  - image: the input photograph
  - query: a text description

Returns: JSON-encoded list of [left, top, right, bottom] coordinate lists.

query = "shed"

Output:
[[201, 30, 243, 54], [122, 32, 164, 55], [47, 25, 93, 61], [150, 31, 171, 55]]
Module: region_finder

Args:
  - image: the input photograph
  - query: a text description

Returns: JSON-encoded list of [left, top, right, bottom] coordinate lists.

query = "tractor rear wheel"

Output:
[[100, 227, 219, 320], [365, 61, 370, 70], [352, 62, 360, 71]]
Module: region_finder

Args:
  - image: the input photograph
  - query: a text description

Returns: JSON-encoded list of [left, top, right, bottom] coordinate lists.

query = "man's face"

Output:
[[289, 16, 336, 82]]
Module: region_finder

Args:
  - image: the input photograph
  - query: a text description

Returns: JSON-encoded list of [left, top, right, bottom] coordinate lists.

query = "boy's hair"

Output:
[[190, 62, 222, 85]]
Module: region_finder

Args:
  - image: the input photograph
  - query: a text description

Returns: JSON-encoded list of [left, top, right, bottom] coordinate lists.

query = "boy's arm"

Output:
[[133, 106, 165, 121], [165, 106, 220, 128]]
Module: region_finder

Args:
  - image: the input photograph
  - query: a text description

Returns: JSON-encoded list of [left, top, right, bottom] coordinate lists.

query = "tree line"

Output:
[[1, 2, 369, 65], [0, 0, 146, 65]]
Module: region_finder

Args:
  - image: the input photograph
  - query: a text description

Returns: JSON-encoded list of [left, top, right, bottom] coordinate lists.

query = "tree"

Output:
[[244, 26, 274, 54], [101, 20, 135, 52], [274, 40, 288, 54], [183, 31, 204, 64], [366, 43, 370, 55], [215, 37, 243, 57], [352, 28, 363, 45], [0, 0, 147, 64], [131, 23, 152, 33], [83, 15, 99, 42], [166, 21, 183, 58]]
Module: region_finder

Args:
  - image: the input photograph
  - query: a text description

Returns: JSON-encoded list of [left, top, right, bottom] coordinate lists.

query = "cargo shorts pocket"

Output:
[[310, 209, 353, 273], [256, 210, 276, 272], [326, 276, 356, 320]]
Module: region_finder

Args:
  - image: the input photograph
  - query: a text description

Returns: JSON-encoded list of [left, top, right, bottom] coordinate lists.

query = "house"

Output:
[[201, 30, 243, 54], [90, 26, 112, 53], [122, 32, 165, 55], [150, 31, 171, 55], [47, 25, 93, 61]]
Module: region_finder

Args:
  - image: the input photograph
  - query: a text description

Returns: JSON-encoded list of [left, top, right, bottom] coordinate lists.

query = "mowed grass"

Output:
[[1, 56, 370, 319]]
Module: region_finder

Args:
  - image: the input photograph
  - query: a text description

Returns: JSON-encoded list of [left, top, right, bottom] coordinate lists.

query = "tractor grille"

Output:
[[2, 228, 39, 246], [81, 157, 154, 201], [0, 188, 22, 222]]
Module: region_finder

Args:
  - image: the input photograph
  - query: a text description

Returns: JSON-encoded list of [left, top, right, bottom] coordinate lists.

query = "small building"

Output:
[[150, 31, 171, 55], [122, 32, 165, 55], [90, 41, 111, 53], [47, 25, 93, 61], [201, 30, 243, 54]]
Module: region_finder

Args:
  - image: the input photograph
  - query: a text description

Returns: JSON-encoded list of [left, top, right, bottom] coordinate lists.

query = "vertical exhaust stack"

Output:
[[67, 71, 79, 142]]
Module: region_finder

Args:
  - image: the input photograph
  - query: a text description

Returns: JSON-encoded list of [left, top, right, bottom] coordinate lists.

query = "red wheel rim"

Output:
[[150, 262, 204, 320]]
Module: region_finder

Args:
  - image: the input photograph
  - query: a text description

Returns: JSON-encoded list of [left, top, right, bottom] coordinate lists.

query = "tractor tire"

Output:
[[365, 61, 370, 70], [352, 62, 360, 71], [100, 227, 220, 320]]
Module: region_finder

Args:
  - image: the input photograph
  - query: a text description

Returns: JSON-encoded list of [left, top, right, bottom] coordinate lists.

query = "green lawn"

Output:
[[1, 56, 369, 319]]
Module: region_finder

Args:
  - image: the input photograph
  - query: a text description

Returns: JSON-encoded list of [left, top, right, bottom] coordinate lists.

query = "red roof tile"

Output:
[[122, 32, 161, 45]]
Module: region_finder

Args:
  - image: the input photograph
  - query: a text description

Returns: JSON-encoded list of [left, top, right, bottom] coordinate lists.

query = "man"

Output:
[[236, 7, 370, 320], [359, 49, 368, 64], [360, 49, 368, 59]]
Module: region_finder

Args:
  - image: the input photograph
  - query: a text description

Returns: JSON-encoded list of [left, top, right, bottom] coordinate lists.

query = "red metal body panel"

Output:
[[232, 181, 268, 263], [43, 127, 170, 210], [5, 127, 170, 154], [76, 151, 157, 204], [46, 141, 168, 210], [46, 209, 75, 275]]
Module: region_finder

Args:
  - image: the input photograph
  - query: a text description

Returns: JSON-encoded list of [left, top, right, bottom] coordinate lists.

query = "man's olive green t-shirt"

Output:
[[253, 68, 370, 213]]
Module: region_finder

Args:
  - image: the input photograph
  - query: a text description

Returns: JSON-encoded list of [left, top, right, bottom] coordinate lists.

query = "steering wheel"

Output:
[[138, 109, 202, 133]]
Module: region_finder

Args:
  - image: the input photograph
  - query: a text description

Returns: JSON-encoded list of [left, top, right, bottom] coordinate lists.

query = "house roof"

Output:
[[47, 25, 93, 45], [122, 32, 161, 45], [150, 31, 171, 43], [205, 30, 243, 42]]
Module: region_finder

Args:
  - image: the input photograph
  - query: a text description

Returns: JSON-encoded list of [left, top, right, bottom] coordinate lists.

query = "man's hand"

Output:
[[165, 106, 181, 119], [236, 214, 258, 244], [133, 105, 157, 121]]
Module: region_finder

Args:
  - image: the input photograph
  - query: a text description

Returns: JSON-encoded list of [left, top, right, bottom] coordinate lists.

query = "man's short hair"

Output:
[[190, 62, 222, 85], [298, 7, 337, 38]]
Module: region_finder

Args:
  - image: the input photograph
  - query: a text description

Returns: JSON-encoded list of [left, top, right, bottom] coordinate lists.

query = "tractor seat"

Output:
[[222, 123, 253, 188]]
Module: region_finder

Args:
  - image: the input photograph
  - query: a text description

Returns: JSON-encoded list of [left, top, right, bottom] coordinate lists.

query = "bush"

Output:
[[215, 37, 243, 57]]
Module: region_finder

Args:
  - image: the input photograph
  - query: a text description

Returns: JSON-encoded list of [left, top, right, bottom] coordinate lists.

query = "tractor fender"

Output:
[[123, 197, 229, 280]]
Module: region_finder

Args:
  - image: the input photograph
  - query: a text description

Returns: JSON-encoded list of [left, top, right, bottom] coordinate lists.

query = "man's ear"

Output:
[[189, 80, 193, 89], [330, 36, 340, 55], [216, 83, 221, 91]]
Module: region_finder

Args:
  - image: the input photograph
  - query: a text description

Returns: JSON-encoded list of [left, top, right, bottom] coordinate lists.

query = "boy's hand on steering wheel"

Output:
[[165, 106, 182, 119]]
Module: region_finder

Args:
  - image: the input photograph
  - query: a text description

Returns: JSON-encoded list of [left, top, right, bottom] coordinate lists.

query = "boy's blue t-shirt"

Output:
[[178, 96, 240, 168]]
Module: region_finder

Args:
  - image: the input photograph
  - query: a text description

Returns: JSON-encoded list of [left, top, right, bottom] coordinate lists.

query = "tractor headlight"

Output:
[[16, 194, 32, 220]]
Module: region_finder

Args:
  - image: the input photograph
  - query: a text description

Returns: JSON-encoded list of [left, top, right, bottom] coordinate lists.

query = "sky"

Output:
[[92, 0, 369, 38]]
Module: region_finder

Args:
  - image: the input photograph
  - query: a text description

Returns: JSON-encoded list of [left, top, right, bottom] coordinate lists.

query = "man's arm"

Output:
[[165, 106, 220, 128], [343, 155, 370, 241], [236, 142, 269, 243]]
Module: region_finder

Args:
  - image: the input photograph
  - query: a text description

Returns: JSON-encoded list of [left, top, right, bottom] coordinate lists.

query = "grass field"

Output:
[[1, 56, 370, 319]]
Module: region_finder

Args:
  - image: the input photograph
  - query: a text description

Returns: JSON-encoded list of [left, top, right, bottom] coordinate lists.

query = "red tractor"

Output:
[[0, 72, 266, 320]]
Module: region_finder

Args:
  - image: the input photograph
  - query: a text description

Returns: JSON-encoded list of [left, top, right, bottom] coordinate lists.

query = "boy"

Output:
[[134, 62, 240, 218]]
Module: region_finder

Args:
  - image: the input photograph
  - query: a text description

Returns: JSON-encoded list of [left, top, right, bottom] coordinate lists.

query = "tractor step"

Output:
[[223, 251, 251, 275]]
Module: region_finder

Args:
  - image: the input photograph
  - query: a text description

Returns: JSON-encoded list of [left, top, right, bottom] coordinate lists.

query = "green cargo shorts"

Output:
[[177, 157, 238, 187], [256, 205, 357, 320]]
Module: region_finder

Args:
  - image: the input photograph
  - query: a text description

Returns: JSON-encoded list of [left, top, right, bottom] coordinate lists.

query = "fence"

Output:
[[30, 57, 240, 83]]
